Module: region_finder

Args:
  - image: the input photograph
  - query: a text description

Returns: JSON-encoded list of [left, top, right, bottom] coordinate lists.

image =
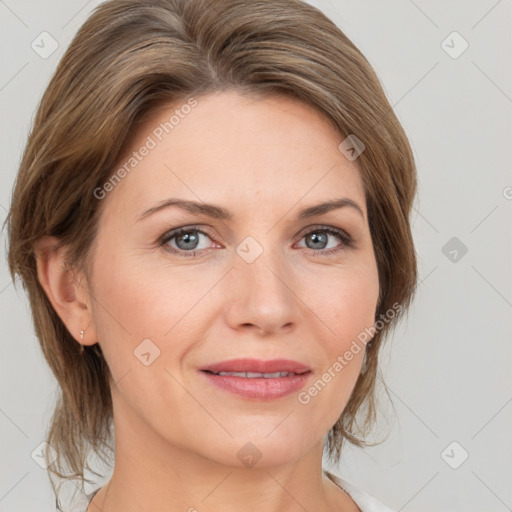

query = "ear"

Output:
[[34, 235, 98, 348]]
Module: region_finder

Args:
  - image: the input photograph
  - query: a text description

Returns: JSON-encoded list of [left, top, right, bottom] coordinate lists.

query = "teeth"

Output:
[[215, 371, 294, 378]]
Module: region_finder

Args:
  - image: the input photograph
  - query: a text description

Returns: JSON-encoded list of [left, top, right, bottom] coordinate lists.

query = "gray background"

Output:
[[1, 1, 511, 511]]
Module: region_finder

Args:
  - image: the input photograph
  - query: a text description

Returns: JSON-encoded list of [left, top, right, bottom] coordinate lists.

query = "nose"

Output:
[[224, 249, 300, 336]]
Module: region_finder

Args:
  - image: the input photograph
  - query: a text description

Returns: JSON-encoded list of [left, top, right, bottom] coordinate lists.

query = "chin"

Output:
[[200, 431, 313, 470]]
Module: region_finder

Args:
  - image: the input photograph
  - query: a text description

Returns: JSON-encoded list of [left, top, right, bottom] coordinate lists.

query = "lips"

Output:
[[200, 358, 312, 400]]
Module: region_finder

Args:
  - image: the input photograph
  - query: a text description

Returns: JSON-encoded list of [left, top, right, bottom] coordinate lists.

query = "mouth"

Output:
[[199, 359, 312, 400]]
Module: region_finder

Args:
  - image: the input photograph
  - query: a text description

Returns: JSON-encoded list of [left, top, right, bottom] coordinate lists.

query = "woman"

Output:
[[6, 0, 417, 510]]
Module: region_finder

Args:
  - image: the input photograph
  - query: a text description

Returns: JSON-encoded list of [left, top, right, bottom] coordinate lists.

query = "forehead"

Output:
[[103, 90, 366, 219]]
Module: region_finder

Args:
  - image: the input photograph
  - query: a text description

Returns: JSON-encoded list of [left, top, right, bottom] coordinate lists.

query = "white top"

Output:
[[60, 470, 394, 512], [324, 470, 395, 512]]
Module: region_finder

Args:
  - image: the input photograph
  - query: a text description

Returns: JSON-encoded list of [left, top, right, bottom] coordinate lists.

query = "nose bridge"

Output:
[[243, 249, 289, 299], [226, 234, 299, 333]]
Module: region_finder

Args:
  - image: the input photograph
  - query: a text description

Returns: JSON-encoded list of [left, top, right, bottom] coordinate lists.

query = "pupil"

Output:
[[307, 232, 327, 250], [178, 232, 198, 250]]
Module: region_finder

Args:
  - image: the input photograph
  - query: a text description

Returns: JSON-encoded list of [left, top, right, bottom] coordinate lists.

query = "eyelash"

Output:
[[158, 225, 354, 258]]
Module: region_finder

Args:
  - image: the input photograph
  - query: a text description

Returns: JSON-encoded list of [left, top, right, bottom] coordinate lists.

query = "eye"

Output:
[[159, 227, 219, 257], [159, 225, 354, 258], [295, 226, 353, 255]]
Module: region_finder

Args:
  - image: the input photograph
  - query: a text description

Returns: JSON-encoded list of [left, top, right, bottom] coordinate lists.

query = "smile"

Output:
[[200, 368, 311, 400]]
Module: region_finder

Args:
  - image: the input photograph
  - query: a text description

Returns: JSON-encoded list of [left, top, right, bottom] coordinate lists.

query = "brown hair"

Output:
[[6, 0, 417, 498]]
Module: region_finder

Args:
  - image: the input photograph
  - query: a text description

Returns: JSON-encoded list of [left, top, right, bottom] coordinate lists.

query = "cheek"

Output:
[[88, 246, 213, 379], [334, 282, 379, 345], [88, 260, 198, 425], [296, 298, 376, 438], [90, 236, 180, 335], [306, 261, 379, 345], [299, 262, 378, 398]]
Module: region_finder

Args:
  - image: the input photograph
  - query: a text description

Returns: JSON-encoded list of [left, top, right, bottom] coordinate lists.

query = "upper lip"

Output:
[[201, 358, 311, 374]]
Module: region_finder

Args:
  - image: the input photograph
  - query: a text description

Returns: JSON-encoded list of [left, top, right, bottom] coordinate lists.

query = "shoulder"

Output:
[[324, 470, 396, 512]]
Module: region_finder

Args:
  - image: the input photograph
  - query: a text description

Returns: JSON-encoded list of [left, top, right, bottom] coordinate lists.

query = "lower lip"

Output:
[[200, 371, 311, 400]]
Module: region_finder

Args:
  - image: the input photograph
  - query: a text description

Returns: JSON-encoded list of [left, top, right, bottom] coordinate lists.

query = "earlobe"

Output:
[[34, 235, 98, 347]]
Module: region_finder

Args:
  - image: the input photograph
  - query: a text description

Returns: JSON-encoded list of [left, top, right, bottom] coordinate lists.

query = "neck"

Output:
[[90, 391, 348, 512]]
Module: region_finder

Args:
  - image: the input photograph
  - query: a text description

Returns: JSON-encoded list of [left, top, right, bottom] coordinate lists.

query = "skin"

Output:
[[36, 90, 380, 512]]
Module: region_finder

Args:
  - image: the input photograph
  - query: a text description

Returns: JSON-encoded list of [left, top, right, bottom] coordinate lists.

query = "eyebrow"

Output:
[[136, 197, 365, 222]]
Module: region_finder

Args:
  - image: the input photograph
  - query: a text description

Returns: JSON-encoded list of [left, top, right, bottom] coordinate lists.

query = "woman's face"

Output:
[[86, 90, 379, 467]]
